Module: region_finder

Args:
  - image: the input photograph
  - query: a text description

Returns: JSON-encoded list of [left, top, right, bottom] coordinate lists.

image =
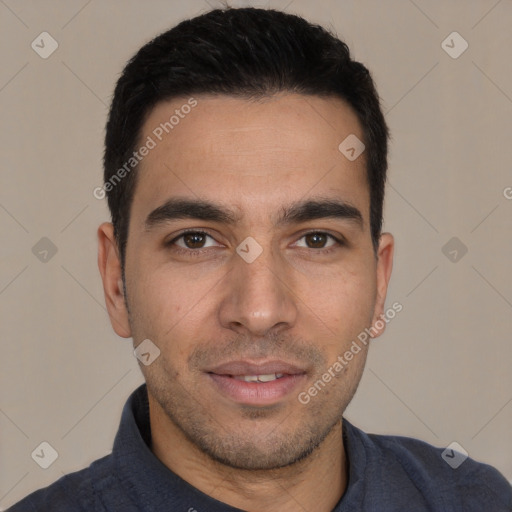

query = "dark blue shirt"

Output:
[[8, 384, 512, 511]]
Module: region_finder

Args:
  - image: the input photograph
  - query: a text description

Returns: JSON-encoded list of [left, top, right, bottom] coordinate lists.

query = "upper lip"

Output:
[[207, 360, 307, 376]]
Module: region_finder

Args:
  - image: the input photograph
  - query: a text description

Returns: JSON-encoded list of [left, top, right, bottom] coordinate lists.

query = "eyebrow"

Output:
[[144, 197, 364, 230]]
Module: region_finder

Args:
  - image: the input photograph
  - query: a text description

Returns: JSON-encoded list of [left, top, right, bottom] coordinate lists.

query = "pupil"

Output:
[[307, 233, 325, 248], [185, 233, 205, 248]]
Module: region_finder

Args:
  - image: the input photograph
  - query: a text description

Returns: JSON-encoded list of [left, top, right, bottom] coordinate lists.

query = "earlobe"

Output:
[[370, 232, 394, 339], [97, 222, 132, 338]]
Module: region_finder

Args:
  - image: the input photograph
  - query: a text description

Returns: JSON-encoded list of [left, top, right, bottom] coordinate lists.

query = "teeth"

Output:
[[233, 373, 285, 383], [257, 373, 279, 382], [241, 375, 259, 382]]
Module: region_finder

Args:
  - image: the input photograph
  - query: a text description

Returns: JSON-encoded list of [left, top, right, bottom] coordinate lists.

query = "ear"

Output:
[[369, 232, 394, 339], [97, 222, 132, 338]]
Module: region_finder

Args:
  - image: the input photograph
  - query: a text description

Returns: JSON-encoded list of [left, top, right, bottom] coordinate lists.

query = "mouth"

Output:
[[205, 360, 307, 406], [231, 373, 286, 383]]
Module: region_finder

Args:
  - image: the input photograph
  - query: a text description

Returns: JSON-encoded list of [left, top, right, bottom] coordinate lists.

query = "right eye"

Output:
[[167, 230, 222, 253]]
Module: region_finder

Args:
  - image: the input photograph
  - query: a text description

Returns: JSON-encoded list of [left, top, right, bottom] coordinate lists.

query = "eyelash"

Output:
[[166, 229, 345, 256]]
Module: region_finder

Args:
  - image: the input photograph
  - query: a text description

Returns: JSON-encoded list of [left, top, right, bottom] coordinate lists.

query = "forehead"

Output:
[[132, 93, 369, 226]]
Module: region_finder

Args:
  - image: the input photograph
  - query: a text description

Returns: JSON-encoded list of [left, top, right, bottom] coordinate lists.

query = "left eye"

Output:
[[294, 232, 340, 249]]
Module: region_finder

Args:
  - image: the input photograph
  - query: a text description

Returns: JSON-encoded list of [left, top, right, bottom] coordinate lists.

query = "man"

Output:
[[9, 6, 511, 512]]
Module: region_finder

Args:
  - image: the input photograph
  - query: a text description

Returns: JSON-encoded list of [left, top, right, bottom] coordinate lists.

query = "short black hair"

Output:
[[104, 7, 389, 268]]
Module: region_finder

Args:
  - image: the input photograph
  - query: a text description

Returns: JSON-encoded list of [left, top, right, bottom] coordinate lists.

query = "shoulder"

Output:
[[344, 420, 512, 511], [6, 454, 115, 512]]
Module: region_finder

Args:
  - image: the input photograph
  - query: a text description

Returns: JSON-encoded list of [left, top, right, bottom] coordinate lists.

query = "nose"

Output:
[[218, 243, 298, 337]]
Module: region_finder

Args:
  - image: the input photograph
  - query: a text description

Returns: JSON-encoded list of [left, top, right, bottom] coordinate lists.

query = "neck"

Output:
[[148, 396, 347, 512]]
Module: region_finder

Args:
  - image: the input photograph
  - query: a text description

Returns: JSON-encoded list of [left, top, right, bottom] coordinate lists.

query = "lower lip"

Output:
[[208, 373, 306, 406]]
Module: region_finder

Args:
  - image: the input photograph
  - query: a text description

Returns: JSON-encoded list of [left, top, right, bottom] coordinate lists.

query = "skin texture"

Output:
[[98, 93, 394, 512]]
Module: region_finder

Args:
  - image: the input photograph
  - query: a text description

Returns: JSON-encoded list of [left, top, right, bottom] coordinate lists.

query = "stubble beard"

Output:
[[145, 359, 356, 472]]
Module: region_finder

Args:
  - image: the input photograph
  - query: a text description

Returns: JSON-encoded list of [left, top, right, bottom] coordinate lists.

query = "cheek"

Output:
[[303, 263, 376, 328], [128, 265, 217, 364], [125, 264, 186, 340]]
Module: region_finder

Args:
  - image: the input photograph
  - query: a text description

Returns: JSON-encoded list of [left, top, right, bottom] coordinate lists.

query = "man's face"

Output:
[[103, 93, 393, 470]]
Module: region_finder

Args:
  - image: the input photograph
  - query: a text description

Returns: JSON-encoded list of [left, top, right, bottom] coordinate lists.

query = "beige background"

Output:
[[1, 0, 511, 508]]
